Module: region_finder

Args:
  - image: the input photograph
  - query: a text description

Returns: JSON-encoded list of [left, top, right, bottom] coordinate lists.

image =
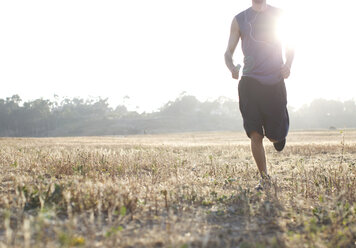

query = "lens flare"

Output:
[[276, 11, 297, 49]]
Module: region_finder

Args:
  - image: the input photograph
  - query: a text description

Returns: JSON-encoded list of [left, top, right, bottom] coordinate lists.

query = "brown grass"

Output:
[[0, 130, 355, 247]]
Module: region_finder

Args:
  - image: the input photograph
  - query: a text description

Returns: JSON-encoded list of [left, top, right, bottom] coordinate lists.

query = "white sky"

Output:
[[1, 0, 356, 112]]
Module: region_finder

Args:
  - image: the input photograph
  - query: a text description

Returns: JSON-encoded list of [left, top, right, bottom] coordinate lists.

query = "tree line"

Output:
[[0, 94, 355, 137]]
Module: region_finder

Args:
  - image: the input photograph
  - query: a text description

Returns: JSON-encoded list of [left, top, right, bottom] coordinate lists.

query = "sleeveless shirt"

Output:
[[235, 5, 283, 85]]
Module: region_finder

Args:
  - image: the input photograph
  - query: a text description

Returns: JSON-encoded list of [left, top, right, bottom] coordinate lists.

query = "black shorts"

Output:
[[238, 76, 289, 141]]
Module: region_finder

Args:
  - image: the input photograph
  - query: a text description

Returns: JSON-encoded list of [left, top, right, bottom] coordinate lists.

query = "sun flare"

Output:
[[276, 11, 297, 49]]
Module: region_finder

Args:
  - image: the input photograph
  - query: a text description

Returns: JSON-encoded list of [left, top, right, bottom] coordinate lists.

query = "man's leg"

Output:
[[263, 81, 289, 151], [250, 131, 268, 178]]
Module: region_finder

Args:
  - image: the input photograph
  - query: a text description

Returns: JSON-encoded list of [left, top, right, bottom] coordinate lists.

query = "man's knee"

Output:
[[250, 131, 264, 143]]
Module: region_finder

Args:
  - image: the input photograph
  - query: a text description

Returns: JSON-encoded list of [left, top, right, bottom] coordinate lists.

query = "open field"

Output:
[[0, 130, 355, 247]]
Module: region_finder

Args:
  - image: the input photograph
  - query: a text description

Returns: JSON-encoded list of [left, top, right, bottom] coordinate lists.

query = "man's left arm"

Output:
[[281, 47, 294, 79], [278, 8, 295, 79]]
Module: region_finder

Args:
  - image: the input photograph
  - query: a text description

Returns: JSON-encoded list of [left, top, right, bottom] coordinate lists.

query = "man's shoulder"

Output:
[[235, 8, 249, 21], [236, 7, 249, 16]]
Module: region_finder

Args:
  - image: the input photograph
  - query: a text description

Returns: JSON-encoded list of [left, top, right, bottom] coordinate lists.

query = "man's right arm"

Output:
[[224, 17, 241, 80]]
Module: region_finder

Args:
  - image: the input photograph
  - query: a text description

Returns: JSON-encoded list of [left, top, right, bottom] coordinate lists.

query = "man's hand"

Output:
[[225, 18, 241, 80], [281, 64, 291, 79], [231, 66, 240, 80]]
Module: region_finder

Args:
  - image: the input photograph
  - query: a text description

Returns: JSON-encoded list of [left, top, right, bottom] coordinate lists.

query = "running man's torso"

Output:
[[235, 5, 284, 85]]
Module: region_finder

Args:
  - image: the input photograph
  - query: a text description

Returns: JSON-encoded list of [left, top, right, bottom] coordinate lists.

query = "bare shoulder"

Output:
[[231, 16, 239, 26], [230, 16, 240, 34]]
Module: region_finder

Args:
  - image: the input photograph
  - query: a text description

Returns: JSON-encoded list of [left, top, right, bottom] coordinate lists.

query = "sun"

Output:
[[276, 10, 297, 49]]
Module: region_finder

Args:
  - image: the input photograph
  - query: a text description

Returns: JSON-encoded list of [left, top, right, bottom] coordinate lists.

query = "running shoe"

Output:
[[273, 139, 286, 152], [255, 175, 271, 191]]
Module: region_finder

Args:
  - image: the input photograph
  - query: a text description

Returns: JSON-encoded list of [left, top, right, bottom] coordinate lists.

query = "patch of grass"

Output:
[[0, 131, 355, 247]]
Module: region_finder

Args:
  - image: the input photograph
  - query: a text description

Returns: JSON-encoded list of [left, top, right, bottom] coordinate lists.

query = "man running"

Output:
[[224, 0, 294, 190]]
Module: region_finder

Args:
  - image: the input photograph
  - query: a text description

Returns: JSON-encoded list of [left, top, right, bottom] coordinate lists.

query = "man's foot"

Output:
[[273, 139, 286, 152], [255, 175, 271, 191], [255, 180, 264, 191]]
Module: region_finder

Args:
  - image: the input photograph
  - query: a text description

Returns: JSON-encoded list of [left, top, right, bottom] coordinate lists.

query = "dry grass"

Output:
[[0, 130, 355, 248]]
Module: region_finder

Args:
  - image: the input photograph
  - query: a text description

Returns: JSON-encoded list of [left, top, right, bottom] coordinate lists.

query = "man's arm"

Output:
[[279, 9, 295, 79], [224, 17, 241, 80], [285, 47, 294, 69], [281, 45, 294, 79]]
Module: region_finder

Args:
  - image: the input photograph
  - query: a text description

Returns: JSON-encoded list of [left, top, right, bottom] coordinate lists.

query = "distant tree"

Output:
[[113, 105, 128, 117], [22, 99, 52, 136], [0, 94, 355, 137], [160, 95, 199, 116]]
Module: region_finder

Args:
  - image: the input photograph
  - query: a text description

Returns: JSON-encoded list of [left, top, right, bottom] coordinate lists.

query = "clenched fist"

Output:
[[281, 64, 291, 79], [231, 64, 241, 80]]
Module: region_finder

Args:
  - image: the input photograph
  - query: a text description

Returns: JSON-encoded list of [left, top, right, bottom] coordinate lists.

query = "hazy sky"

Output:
[[1, 0, 355, 112]]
